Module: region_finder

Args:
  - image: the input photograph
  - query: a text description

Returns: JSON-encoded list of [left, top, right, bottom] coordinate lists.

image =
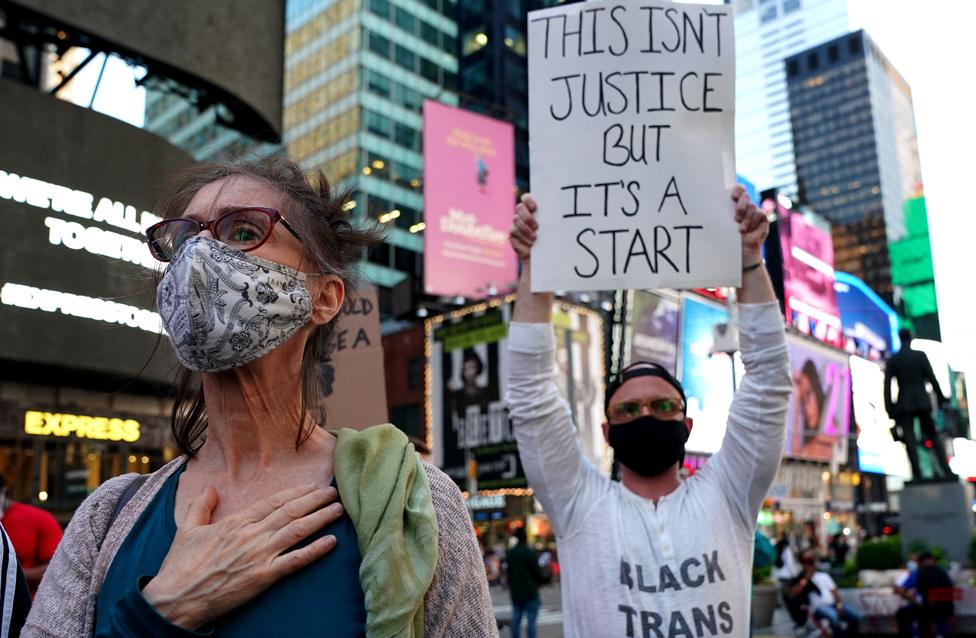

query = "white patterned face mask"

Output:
[[156, 236, 313, 372]]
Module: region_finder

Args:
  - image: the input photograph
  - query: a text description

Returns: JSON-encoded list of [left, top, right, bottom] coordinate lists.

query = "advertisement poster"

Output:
[[422, 101, 517, 299], [679, 295, 742, 455], [429, 306, 524, 490], [850, 356, 910, 478], [427, 301, 610, 491], [627, 290, 680, 375], [785, 334, 851, 463], [552, 304, 609, 473], [527, 0, 738, 292], [777, 207, 842, 346], [322, 287, 388, 430]]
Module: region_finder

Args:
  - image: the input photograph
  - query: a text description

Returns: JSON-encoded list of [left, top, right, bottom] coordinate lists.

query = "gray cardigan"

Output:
[[23, 457, 498, 637]]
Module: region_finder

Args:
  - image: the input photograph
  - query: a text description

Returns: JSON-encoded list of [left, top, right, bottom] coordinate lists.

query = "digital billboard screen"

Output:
[[850, 356, 910, 478], [776, 207, 842, 346], [834, 271, 900, 359], [0, 81, 191, 384], [626, 290, 679, 375], [785, 334, 851, 463], [422, 101, 517, 299], [679, 295, 743, 455]]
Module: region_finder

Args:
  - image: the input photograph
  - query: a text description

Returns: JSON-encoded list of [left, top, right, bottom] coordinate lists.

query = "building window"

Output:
[[366, 70, 392, 98], [368, 242, 392, 267], [395, 7, 417, 34], [395, 44, 417, 72], [787, 59, 800, 77], [395, 122, 419, 150], [395, 246, 417, 272], [368, 0, 390, 18], [369, 31, 392, 58], [397, 83, 424, 112], [462, 28, 489, 55], [366, 109, 392, 137], [759, 4, 777, 23], [421, 21, 440, 48], [828, 44, 839, 63], [807, 52, 819, 70], [848, 35, 862, 55], [419, 57, 439, 83], [783, 0, 801, 13]]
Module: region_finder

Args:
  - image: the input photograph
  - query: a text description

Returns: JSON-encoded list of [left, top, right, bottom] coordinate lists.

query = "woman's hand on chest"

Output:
[[142, 480, 343, 630]]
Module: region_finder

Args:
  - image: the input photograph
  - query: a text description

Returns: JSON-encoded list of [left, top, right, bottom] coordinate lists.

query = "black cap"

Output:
[[605, 362, 687, 415]]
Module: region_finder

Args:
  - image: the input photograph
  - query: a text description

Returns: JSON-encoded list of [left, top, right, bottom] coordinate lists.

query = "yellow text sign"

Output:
[[24, 411, 140, 443]]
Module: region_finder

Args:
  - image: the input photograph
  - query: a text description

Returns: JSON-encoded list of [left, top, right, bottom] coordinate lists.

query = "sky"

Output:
[[62, 0, 976, 380]]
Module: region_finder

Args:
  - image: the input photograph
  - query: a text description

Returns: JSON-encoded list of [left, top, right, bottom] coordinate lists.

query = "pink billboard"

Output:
[[422, 101, 517, 299], [785, 334, 851, 463], [776, 205, 842, 346]]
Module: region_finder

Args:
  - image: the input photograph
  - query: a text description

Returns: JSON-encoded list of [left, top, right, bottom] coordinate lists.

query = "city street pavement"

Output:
[[491, 584, 564, 638], [491, 583, 794, 637]]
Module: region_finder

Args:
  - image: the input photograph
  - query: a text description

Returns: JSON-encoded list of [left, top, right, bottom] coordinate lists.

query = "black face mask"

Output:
[[608, 415, 689, 478]]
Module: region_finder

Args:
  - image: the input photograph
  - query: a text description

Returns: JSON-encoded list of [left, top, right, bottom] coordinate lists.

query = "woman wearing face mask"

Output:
[[23, 158, 497, 637]]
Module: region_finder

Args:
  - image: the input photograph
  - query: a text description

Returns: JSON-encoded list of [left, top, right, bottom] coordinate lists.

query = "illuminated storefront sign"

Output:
[[1, 283, 162, 333], [466, 494, 506, 510], [0, 169, 161, 234], [0, 169, 161, 269], [24, 410, 141, 443]]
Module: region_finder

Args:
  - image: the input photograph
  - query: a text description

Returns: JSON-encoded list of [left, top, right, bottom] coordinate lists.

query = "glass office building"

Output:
[[786, 30, 920, 305], [457, 0, 568, 193], [732, 0, 849, 194], [285, 0, 459, 314], [144, 90, 281, 161]]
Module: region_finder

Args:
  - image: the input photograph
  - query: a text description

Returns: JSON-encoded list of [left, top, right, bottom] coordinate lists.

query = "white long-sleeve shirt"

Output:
[[506, 302, 792, 638]]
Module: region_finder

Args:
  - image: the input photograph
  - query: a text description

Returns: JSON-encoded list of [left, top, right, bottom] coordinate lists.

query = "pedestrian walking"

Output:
[[506, 186, 792, 637], [0, 476, 61, 596], [506, 527, 543, 638], [23, 157, 496, 637]]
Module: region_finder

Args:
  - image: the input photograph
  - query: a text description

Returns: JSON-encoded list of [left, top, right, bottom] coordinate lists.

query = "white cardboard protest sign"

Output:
[[528, 0, 739, 292]]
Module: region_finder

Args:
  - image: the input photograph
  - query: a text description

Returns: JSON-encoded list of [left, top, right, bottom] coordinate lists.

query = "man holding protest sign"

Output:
[[506, 186, 791, 636]]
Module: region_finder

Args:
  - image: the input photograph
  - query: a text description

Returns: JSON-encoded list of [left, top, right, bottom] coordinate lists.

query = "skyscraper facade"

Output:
[[732, 0, 849, 194], [144, 91, 281, 161], [786, 30, 921, 305], [284, 0, 459, 314], [457, 0, 568, 193]]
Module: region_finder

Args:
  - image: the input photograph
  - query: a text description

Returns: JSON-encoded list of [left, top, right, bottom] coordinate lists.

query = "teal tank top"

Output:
[[95, 463, 366, 636]]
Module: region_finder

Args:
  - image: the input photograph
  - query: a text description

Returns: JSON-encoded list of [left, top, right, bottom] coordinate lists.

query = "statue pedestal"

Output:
[[900, 479, 974, 564]]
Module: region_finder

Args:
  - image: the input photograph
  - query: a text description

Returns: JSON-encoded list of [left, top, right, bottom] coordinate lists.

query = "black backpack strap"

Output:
[[107, 474, 149, 532]]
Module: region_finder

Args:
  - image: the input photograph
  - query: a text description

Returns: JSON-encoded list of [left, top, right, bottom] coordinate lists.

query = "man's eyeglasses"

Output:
[[607, 398, 685, 424], [146, 207, 302, 262]]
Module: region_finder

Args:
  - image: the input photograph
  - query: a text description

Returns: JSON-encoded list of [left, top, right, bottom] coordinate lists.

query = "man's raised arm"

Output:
[[705, 187, 793, 528], [506, 194, 608, 537]]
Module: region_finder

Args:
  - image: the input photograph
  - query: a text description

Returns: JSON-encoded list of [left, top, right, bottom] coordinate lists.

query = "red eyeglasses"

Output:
[[145, 207, 302, 262]]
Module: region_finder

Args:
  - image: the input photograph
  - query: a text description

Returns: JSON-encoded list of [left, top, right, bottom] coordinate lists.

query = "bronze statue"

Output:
[[884, 329, 956, 480]]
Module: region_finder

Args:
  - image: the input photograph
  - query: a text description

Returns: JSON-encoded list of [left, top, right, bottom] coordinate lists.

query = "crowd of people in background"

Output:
[[768, 523, 961, 637]]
